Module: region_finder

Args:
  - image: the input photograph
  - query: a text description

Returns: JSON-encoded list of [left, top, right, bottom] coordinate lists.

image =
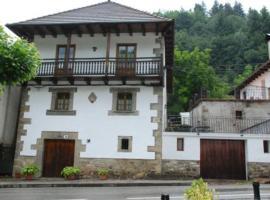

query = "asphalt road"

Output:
[[0, 186, 270, 200]]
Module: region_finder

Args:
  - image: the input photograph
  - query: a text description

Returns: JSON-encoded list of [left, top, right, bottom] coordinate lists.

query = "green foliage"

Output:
[[157, 1, 270, 113], [168, 48, 229, 113], [233, 65, 254, 86], [96, 168, 110, 176], [185, 178, 215, 200], [0, 26, 41, 88], [61, 166, 81, 178], [21, 164, 39, 176]]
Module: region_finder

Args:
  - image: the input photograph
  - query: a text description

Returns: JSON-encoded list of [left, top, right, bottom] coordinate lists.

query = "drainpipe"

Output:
[[266, 34, 270, 60]]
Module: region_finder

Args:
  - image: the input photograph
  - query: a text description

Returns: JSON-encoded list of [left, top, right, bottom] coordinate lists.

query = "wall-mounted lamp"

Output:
[[92, 46, 97, 52]]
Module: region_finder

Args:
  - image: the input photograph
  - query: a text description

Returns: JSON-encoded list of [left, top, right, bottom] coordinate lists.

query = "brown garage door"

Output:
[[200, 139, 246, 180], [43, 139, 75, 177]]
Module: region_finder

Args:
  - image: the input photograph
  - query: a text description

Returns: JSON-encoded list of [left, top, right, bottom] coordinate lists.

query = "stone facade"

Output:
[[162, 160, 200, 178], [79, 158, 160, 179], [248, 162, 270, 178]]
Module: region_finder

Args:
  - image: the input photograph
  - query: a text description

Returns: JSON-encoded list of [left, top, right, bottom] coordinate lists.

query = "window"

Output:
[[243, 91, 247, 100], [235, 110, 243, 119], [118, 136, 132, 152], [109, 88, 139, 116], [264, 140, 270, 153], [117, 92, 133, 112], [46, 88, 77, 116], [177, 138, 184, 151], [56, 45, 75, 61], [55, 92, 70, 111]]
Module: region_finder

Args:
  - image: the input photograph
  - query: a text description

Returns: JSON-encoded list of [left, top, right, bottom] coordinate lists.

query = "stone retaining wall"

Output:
[[248, 162, 270, 178], [162, 160, 200, 178]]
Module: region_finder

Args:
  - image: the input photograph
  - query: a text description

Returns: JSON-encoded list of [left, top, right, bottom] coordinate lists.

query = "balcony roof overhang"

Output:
[[6, 21, 172, 39]]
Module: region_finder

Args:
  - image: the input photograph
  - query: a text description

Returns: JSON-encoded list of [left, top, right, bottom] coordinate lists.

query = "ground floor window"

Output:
[[263, 140, 270, 153], [118, 136, 132, 152], [177, 138, 184, 151]]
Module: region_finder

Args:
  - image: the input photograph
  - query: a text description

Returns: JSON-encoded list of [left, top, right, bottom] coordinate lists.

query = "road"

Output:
[[0, 186, 270, 200]]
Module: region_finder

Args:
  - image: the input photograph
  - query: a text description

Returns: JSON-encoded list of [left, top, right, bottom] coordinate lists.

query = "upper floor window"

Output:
[[117, 44, 136, 59], [117, 92, 132, 112], [56, 45, 76, 61], [46, 88, 77, 116]]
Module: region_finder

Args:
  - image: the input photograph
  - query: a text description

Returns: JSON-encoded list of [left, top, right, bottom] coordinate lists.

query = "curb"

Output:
[[0, 181, 192, 188]]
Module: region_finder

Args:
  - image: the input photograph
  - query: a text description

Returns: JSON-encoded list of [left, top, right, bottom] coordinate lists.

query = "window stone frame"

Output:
[[118, 136, 133, 152], [108, 88, 139, 116], [46, 87, 77, 116]]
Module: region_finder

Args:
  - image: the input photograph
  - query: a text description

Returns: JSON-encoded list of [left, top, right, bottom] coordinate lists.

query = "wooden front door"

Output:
[[200, 139, 246, 180], [116, 44, 136, 77], [43, 139, 75, 177]]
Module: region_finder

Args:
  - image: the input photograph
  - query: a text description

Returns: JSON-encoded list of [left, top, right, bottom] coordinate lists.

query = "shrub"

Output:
[[21, 164, 39, 176], [61, 166, 81, 178], [185, 178, 215, 200], [96, 168, 109, 176]]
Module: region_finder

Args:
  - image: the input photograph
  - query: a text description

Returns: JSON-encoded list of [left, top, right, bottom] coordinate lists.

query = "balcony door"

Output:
[[116, 44, 136, 77], [55, 45, 75, 75]]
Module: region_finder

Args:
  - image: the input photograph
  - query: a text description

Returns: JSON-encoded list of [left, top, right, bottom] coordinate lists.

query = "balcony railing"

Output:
[[240, 85, 270, 100], [167, 115, 270, 134], [37, 57, 162, 77]]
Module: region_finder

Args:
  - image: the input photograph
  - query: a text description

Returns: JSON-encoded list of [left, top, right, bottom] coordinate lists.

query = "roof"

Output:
[[8, 1, 170, 26]]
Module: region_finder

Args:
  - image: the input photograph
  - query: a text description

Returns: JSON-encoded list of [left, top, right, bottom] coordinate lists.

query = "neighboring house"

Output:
[[234, 34, 270, 100], [0, 86, 21, 175], [6, 0, 174, 178], [164, 34, 270, 180]]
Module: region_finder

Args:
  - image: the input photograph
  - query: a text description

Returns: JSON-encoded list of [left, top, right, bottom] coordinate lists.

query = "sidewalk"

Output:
[[0, 178, 269, 191]]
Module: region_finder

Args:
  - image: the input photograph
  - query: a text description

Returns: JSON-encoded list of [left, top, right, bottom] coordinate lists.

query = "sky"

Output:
[[0, 0, 269, 29]]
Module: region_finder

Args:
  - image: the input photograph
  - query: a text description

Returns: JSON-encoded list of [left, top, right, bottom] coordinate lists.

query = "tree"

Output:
[[0, 26, 40, 91], [168, 48, 229, 113], [233, 65, 254, 86]]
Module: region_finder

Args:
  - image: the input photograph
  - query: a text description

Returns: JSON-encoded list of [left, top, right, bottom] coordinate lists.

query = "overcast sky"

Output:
[[1, 0, 269, 27]]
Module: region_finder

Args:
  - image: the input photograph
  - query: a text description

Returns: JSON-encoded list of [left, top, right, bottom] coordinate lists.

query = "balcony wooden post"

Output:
[[65, 33, 72, 71], [105, 31, 111, 76]]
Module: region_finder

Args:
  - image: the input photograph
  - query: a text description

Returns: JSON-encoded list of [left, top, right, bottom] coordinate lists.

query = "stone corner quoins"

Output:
[[148, 87, 163, 163]]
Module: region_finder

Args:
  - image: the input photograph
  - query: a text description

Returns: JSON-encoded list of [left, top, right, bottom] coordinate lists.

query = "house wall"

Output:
[[162, 132, 270, 179], [191, 100, 270, 119], [0, 86, 21, 145], [13, 85, 164, 177], [240, 69, 270, 100], [34, 33, 165, 60]]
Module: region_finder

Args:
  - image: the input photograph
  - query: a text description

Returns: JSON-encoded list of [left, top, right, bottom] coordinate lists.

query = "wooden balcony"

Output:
[[37, 57, 163, 79]]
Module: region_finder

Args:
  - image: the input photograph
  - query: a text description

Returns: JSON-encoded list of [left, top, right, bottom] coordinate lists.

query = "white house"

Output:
[[7, 0, 174, 178], [236, 34, 270, 100]]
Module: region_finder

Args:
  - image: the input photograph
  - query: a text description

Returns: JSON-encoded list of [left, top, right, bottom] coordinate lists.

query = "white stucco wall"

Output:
[[34, 33, 163, 59], [247, 138, 270, 163], [162, 132, 270, 163], [21, 85, 158, 159]]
